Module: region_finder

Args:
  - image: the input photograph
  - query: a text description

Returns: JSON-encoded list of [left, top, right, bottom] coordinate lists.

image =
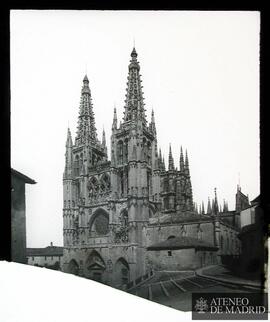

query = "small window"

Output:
[[168, 251, 172, 256], [45, 256, 47, 260], [51, 256, 53, 260], [32, 256, 34, 261]]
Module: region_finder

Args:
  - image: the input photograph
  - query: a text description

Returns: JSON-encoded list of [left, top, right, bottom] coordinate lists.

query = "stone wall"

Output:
[[62, 243, 145, 287], [147, 248, 218, 271], [219, 223, 240, 256], [146, 221, 216, 247]]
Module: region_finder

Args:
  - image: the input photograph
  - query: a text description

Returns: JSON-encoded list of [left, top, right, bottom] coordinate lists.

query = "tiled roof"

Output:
[[11, 168, 36, 184], [147, 236, 218, 251], [26, 246, 63, 257]]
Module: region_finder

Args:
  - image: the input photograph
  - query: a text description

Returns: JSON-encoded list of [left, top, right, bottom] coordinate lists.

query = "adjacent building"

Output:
[[11, 168, 36, 264], [27, 242, 63, 270], [238, 195, 265, 279]]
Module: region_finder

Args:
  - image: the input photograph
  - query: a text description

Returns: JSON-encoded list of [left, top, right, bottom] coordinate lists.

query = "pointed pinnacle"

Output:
[[159, 148, 162, 159], [66, 127, 73, 147], [202, 201, 205, 214], [207, 197, 212, 214], [82, 74, 91, 94], [151, 109, 155, 123], [180, 146, 184, 171], [185, 149, 189, 166], [102, 127, 106, 145], [168, 144, 174, 171]]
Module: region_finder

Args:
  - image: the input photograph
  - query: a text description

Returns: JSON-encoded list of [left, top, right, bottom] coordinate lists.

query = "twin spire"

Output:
[[71, 48, 192, 177]]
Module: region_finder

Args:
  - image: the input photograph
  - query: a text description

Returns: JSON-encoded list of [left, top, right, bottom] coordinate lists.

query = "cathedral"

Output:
[[62, 48, 245, 288]]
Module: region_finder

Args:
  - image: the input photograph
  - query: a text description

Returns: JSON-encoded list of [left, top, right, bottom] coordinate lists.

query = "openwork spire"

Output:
[[76, 75, 97, 145], [123, 47, 147, 124]]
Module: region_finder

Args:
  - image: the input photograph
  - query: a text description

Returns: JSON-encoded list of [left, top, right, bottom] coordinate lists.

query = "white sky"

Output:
[[10, 10, 260, 247]]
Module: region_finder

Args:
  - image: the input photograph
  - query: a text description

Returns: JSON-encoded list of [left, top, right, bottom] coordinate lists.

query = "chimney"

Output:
[[50, 242, 53, 247]]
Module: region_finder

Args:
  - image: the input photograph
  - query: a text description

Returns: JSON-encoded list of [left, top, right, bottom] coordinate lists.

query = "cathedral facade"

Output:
[[62, 48, 242, 288]]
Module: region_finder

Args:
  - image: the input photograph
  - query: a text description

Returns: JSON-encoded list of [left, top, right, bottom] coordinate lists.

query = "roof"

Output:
[[147, 236, 218, 251], [251, 195, 260, 205], [150, 212, 214, 225], [11, 168, 36, 184], [27, 246, 63, 257]]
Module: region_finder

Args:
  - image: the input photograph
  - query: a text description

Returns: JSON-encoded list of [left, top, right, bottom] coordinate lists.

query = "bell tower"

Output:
[[110, 48, 158, 277]]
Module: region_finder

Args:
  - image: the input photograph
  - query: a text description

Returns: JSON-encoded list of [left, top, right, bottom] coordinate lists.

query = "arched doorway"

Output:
[[86, 250, 106, 282], [115, 258, 130, 287], [68, 259, 79, 275]]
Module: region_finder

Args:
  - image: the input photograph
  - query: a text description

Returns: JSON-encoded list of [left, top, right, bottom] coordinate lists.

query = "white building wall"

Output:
[[240, 206, 256, 228]]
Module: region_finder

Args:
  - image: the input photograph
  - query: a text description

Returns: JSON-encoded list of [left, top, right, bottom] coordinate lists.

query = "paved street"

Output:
[[128, 271, 255, 311]]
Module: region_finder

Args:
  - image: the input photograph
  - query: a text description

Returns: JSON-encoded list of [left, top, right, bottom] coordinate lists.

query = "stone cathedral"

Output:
[[62, 48, 244, 288]]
